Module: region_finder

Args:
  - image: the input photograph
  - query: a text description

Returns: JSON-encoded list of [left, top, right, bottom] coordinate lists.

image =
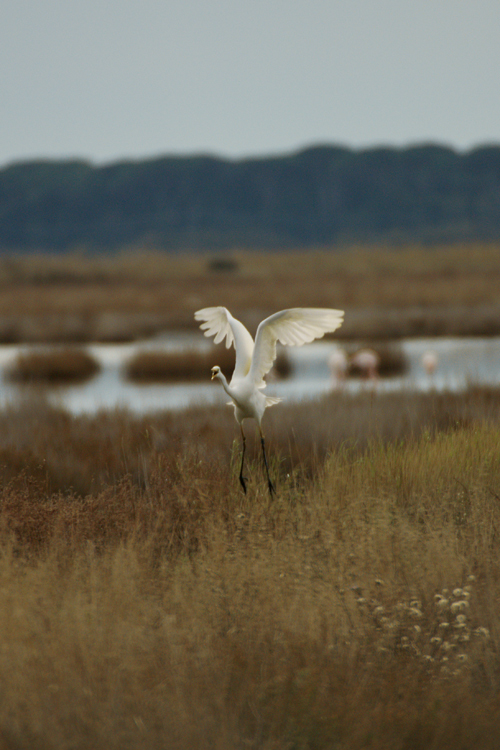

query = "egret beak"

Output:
[[211, 369, 217, 380]]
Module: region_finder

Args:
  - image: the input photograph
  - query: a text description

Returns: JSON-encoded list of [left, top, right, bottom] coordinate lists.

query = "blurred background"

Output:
[[1, 0, 500, 411]]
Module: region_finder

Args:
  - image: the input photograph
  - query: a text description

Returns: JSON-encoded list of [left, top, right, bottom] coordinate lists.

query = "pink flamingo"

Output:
[[350, 348, 380, 381]]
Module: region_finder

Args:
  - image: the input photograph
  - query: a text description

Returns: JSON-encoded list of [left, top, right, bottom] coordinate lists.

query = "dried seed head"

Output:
[[452, 588, 463, 597], [474, 627, 490, 638], [385, 620, 399, 630]]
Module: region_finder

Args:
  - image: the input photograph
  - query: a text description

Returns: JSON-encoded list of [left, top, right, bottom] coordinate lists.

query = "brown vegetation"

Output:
[[0, 242, 500, 342], [0, 389, 498, 746], [125, 347, 291, 383], [6, 348, 100, 384], [1, 239, 500, 746], [125, 347, 236, 383]]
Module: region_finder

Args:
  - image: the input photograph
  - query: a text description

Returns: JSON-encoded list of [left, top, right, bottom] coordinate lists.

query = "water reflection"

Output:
[[0, 336, 499, 415]]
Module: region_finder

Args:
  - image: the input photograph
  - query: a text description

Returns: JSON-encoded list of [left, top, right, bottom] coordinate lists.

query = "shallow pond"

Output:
[[0, 335, 499, 414]]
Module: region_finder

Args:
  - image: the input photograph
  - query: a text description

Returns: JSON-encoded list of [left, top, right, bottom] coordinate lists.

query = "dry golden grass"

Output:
[[1, 242, 500, 341], [0, 386, 496, 497], [5, 348, 100, 384], [0, 390, 498, 746]]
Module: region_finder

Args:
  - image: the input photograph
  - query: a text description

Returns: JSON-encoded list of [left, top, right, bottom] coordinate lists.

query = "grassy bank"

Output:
[[0, 389, 499, 747]]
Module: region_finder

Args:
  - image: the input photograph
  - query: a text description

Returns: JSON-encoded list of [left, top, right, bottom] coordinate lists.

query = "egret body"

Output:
[[195, 306, 344, 496]]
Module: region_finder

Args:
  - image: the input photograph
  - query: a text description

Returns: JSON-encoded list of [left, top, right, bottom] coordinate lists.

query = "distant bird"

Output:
[[422, 350, 438, 376], [350, 348, 380, 380], [195, 306, 344, 497], [328, 347, 349, 387]]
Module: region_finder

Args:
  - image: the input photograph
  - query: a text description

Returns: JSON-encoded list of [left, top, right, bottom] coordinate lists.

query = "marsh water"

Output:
[[0, 335, 500, 415]]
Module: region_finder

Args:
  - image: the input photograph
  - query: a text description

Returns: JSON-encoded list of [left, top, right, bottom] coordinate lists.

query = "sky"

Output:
[[2, 0, 500, 167]]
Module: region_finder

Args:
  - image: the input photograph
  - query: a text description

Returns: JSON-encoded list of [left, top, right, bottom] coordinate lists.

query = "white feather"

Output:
[[194, 306, 254, 380], [250, 308, 344, 387], [195, 305, 344, 401]]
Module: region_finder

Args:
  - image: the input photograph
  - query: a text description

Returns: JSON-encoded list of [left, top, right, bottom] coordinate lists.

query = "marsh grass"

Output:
[[2, 242, 500, 342], [0, 389, 499, 746], [6, 348, 101, 384]]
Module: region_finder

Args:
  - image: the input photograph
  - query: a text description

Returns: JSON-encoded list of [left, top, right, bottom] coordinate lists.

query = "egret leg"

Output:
[[239, 426, 247, 494], [259, 430, 276, 499]]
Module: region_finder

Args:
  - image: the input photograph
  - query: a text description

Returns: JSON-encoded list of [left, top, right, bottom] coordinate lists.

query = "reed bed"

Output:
[[125, 346, 236, 383], [0, 389, 498, 747], [6, 348, 100, 384], [125, 347, 291, 383]]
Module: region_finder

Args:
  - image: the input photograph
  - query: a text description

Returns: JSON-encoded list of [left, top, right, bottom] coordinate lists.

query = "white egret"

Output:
[[195, 306, 344, 497]]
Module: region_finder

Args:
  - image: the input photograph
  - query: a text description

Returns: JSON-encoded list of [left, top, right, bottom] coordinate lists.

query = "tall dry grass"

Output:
[[0, 390, 499, 747]]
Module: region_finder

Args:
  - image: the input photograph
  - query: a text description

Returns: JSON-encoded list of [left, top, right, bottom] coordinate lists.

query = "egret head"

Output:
[[211, 366, 221, 380]]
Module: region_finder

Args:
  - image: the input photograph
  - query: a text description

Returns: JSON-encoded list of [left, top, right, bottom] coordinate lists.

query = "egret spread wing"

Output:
[[250, 308, 344, 386], [194, 307, 255, 380]]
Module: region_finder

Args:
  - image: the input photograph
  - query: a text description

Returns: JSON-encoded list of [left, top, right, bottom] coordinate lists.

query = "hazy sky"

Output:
[[2, 0, 500, 166]]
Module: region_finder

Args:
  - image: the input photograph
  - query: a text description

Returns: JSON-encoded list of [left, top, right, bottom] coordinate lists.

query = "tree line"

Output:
[[1, 143, 500, 251]]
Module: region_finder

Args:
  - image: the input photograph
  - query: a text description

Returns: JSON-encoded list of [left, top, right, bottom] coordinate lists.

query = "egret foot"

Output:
[[260, 435, 276, 500], [239, 473, 248, 494], [239, 432, 247, 494]]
